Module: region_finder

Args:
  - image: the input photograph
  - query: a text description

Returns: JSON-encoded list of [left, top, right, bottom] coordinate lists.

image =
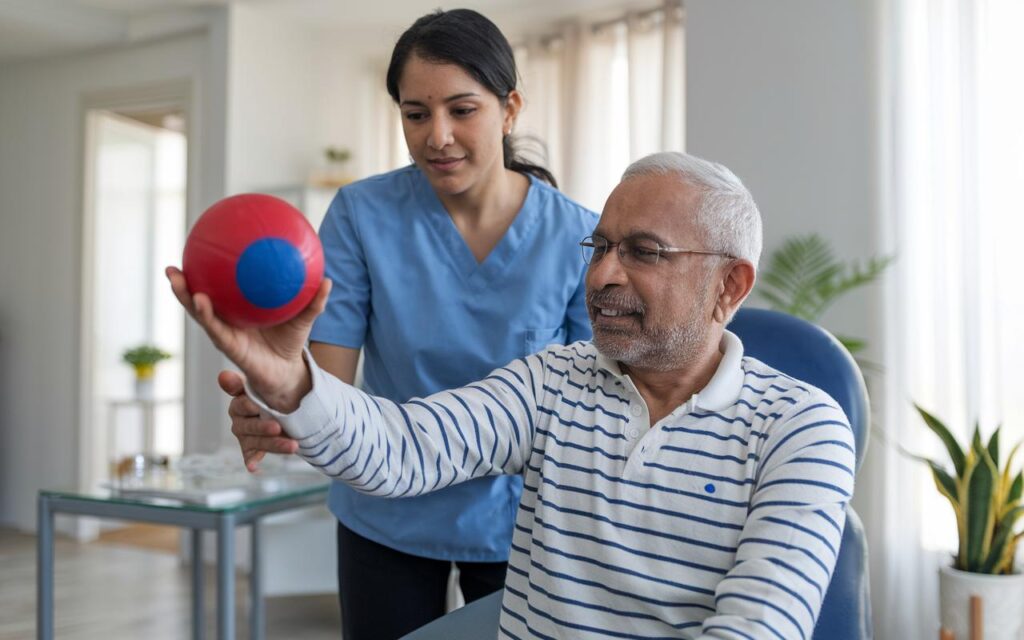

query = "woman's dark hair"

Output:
[[385, 8, 558, 188]]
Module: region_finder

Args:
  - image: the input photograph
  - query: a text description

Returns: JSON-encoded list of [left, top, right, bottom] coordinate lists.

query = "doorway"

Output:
[[80, 106, 188, 514]]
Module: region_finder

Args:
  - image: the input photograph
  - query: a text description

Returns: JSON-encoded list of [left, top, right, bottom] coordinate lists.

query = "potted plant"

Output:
[[913, 404, 1024, 639], [122, 345, 171, 400], [310, 146, 353, 188], [755, 233, 892, 355]]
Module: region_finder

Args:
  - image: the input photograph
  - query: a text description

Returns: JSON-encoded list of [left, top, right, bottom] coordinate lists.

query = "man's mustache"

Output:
[[586, 289, 646, 315]]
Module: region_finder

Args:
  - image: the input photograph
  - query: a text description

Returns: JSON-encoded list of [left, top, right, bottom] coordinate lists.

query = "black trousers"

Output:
[[336, 522, 507, 640]]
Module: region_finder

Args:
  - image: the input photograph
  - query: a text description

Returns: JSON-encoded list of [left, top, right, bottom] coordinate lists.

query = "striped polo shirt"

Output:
[[266, 331, 855, 639]]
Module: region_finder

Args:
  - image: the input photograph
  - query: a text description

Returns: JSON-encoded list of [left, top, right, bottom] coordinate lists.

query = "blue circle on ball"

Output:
[[704, 483, 716, 494], [236, 238, 305, 309]]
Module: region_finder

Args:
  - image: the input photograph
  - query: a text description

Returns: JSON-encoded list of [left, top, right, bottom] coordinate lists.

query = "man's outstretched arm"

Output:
[[251, 349, 543, 498]]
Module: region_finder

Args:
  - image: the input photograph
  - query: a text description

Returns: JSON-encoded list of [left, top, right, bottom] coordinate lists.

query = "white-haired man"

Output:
[[169, 151, 855, 639]]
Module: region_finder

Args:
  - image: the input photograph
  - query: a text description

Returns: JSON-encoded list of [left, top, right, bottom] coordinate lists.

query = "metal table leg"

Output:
[[250, 520, 263, 640], [37, 494, 54, 640], [217, 514, 236, 640], [192, 528, 205, 640]]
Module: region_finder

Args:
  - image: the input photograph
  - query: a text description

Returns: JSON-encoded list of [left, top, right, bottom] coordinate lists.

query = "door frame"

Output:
[[75, 79, 196, 540]]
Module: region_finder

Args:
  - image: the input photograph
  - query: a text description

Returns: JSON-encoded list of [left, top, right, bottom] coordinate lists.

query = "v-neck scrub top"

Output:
[[309, 165, 598, 561]]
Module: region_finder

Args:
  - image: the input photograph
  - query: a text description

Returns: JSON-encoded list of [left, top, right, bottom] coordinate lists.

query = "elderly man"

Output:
[[169, 151, 854, 639]]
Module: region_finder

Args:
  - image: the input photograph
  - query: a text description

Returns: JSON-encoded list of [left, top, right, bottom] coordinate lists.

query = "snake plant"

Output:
[[914, 404, 1024, 574]]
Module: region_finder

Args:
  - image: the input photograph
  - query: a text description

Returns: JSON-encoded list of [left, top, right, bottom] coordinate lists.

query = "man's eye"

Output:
[[631, 245, 661, 262]]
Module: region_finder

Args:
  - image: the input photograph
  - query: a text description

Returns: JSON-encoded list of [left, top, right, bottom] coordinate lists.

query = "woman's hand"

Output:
[[165, 265, 331, 412]]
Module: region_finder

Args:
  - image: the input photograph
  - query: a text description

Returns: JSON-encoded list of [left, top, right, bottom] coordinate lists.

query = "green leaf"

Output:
[[972, 426, 984, 458], [837, 336, 866, 354], [754, 234, 892, 348], [980, 505, 1024, 573], [965, 449, 997, 570], [928, 462, 960, 512], [1008, 472, 1024, 508], [915, 404, 966, 477], [988, 427, 1000, 469]]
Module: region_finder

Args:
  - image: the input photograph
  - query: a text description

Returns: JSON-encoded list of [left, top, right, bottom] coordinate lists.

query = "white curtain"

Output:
[[515, 0, 685, 213], [876, 0, 1024, 636]]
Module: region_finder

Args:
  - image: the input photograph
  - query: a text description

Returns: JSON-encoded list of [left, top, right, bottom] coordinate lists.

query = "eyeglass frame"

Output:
[[579, 234, 737, 267]]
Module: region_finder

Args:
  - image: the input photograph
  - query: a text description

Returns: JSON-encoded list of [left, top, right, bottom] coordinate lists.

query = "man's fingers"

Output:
[[191, 292, 238, 352], [165, 267, 197, 318], [167, 266, 242, 357]]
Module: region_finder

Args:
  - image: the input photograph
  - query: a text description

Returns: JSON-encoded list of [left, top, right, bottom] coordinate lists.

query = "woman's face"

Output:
[[397, 54, 520, 198]]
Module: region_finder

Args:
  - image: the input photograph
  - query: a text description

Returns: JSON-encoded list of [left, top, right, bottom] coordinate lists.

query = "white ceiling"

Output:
[[0, 0, 657, 63]]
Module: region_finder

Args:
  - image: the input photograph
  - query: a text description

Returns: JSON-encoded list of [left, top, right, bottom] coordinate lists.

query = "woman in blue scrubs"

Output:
[[224, 9, 596, 639]]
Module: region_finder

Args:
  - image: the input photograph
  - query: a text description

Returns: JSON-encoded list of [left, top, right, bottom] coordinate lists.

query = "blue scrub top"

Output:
[[309, 165, 598, 561]]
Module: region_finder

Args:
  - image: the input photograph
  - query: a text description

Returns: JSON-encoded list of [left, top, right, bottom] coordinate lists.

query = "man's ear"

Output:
[[713, 260, 756, 323]]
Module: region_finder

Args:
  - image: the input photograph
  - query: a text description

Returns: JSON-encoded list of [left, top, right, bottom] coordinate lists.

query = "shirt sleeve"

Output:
[[308, 187, 370, 349], [696, 396, 856, 640], [255, 350, 545, 498]]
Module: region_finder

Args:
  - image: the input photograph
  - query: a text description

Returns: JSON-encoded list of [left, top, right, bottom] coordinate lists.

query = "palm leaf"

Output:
[[755, 234, 893, 356]]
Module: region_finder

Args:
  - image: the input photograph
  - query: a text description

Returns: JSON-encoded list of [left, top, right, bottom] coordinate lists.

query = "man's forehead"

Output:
[[599, 175, 700, 237]]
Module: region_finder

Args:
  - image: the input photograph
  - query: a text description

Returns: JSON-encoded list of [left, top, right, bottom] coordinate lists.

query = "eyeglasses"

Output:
[[579, 234, 735, 267]]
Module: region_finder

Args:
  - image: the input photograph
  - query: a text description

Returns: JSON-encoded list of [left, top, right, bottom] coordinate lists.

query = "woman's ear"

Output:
[[503, 90, 524, 135], [713, 260, 756, 323]]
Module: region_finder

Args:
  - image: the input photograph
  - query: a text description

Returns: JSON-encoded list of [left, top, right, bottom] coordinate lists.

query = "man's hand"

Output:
[[166, 266, 331, 412], [219, 370, 299, 472]]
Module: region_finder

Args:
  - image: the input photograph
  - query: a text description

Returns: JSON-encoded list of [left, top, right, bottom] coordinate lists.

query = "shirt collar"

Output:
[[594, 330, 745, 412]]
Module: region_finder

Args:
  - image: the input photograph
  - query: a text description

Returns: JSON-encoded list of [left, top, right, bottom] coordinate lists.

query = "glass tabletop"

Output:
[[41, 470, 330, 513]]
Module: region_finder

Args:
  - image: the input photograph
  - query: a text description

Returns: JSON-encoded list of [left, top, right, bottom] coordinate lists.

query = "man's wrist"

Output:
[[255, 356, 313, 414]]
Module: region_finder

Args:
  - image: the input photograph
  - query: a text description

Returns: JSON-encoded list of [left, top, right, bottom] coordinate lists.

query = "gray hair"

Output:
[[621, 152, 762, 268]]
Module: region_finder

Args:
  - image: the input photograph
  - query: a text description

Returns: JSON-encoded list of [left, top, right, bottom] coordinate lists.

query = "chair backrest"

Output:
[[728, 307, 872, 640]]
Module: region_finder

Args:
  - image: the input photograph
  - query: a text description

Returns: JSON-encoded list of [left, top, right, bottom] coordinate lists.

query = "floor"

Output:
[[0, 526, 341, 639]]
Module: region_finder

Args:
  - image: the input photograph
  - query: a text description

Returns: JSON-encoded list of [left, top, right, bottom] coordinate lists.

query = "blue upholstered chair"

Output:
[[728, 308, 872, 640], [402, 307, 871, 640]]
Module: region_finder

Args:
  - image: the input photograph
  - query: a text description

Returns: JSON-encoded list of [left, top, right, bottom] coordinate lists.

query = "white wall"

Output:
[[0, 15, 230, 532], [224, 4, 381, 195], [686, 0, 882, 337]]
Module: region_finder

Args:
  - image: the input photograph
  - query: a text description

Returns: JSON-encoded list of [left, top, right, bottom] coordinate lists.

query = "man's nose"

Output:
[[586, 248, 629, 290], [428, 116, 454, 150]]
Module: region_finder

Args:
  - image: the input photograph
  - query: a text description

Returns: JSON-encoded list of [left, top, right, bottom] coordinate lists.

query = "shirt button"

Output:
[[630, 405, 643, 417], [628, 428, 640, 438]]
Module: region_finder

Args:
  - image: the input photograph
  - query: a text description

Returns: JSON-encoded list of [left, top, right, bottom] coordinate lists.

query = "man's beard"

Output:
[[588, 285, 712, 372]]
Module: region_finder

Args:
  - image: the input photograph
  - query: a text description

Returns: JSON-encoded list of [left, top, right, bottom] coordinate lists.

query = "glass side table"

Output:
[[37, 472, 330, 640]]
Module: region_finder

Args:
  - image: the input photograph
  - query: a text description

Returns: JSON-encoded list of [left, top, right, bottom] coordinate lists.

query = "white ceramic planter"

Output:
[[134, 376, 154, 401], [940, 565, 1024, 640]]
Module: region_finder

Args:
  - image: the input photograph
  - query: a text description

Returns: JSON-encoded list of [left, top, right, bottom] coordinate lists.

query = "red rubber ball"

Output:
[[182, 194, 324, 328]]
